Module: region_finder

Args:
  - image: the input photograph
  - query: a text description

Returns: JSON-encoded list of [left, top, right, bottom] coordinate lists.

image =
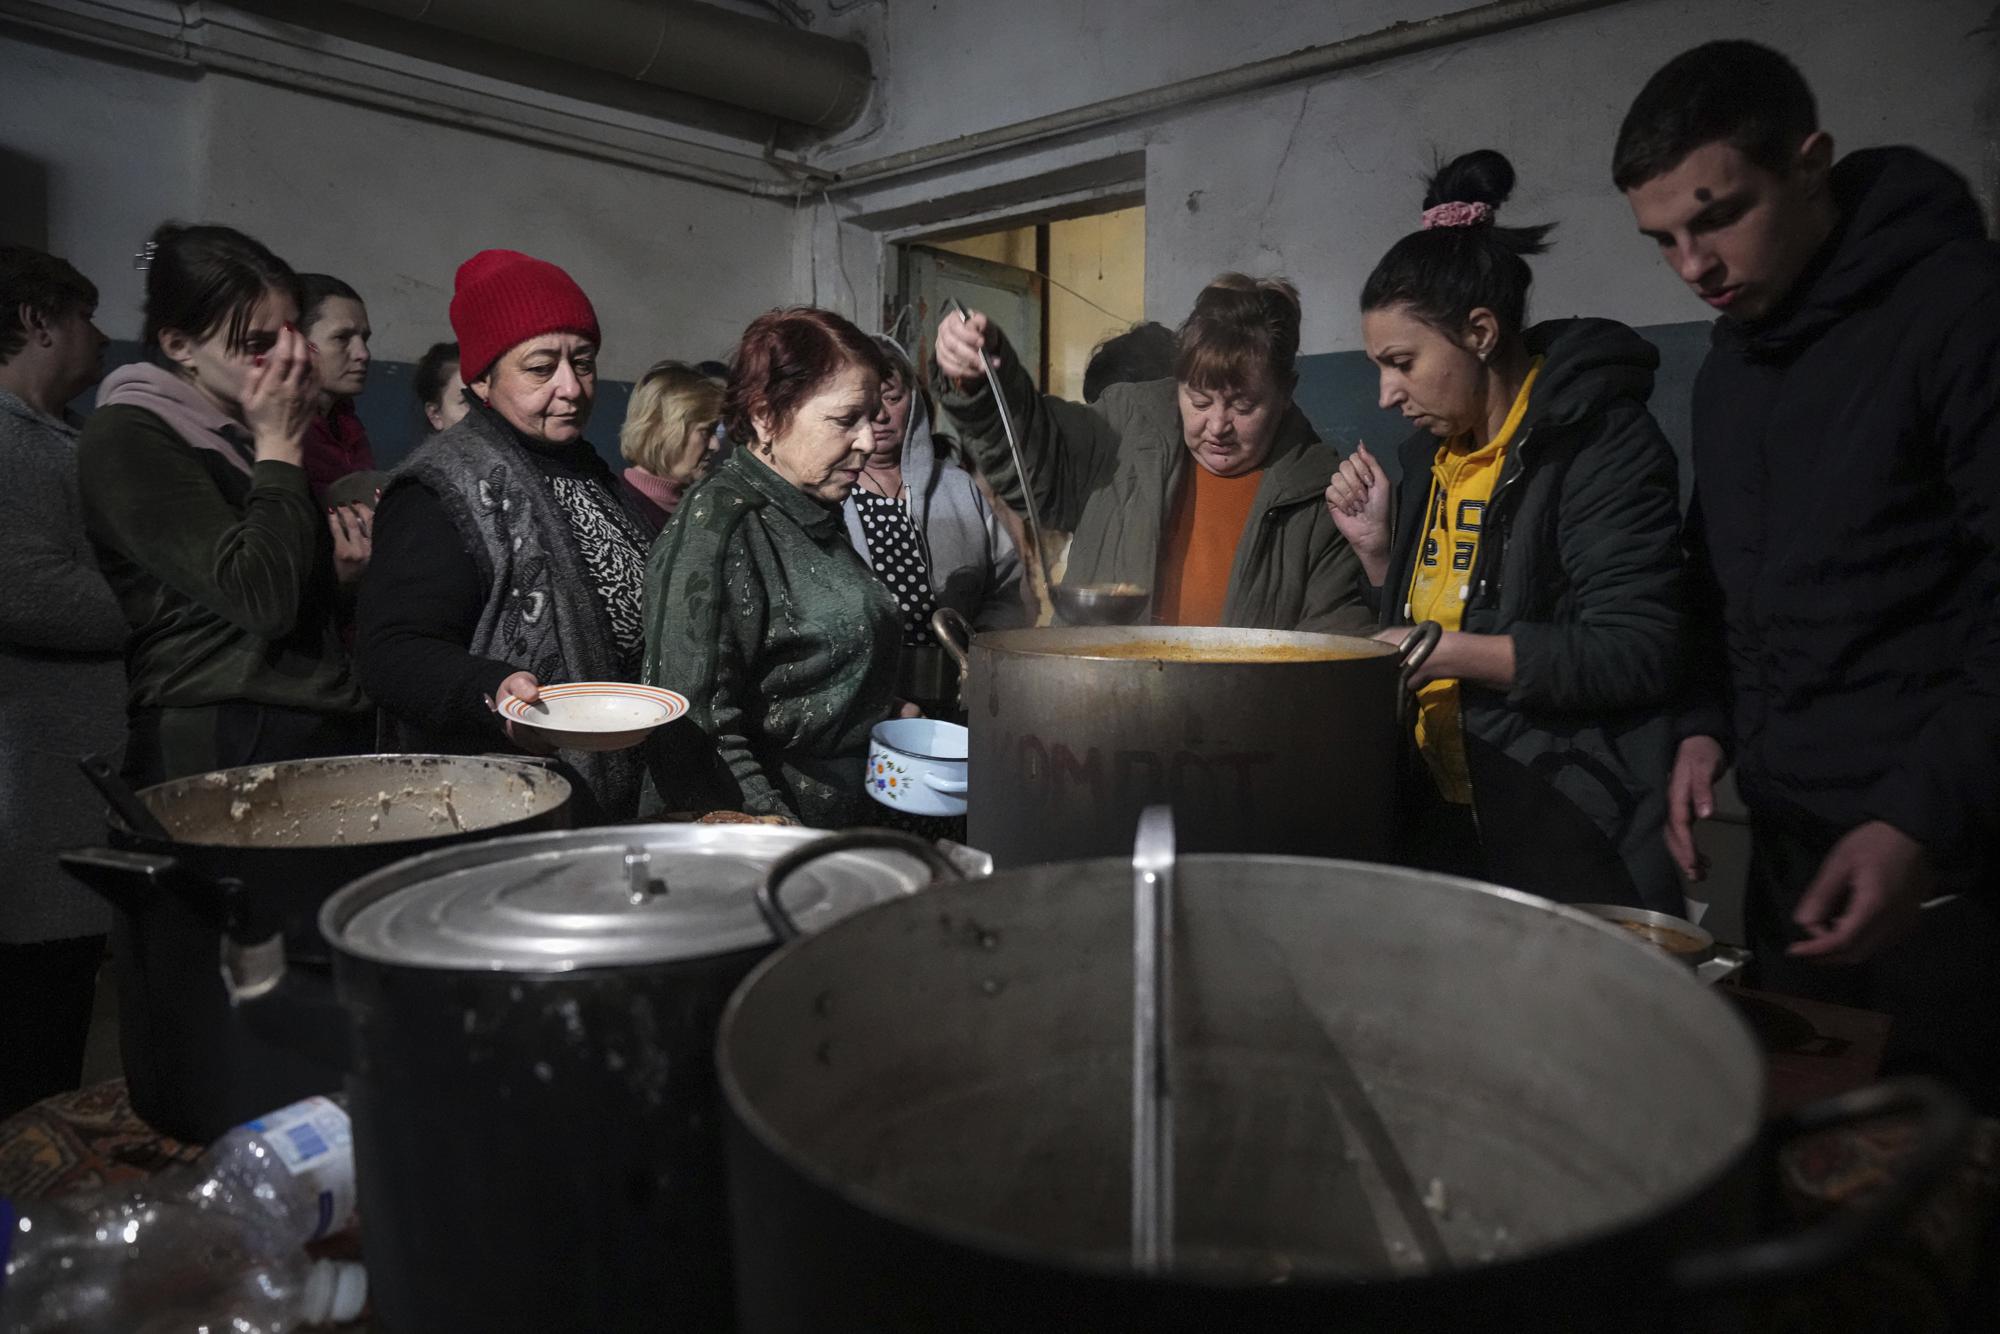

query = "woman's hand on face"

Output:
[[328, 502, 373, 585], [242, 324, 320, 465], [933, 309, 999, 392], [1325, 442, 1392, 586], [486, 670, 558, 755]]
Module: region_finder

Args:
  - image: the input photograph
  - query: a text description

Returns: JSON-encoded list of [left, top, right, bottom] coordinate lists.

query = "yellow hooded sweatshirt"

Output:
[[1405, 359, 1541, 804]]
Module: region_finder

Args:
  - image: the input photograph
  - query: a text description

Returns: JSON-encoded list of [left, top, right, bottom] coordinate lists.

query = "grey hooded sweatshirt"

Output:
[[841, 389, 1025, 631]]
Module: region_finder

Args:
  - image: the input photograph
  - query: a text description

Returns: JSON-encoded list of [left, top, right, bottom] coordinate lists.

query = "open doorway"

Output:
[[892, 203, 1145, 400], [889, 204, 1144, 621]]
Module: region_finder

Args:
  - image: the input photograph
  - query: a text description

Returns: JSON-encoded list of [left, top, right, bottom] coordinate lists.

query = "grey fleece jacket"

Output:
[[840, 392, 1024, 630], [1, 390, 127, 942], [936, 331, 1370, 632]]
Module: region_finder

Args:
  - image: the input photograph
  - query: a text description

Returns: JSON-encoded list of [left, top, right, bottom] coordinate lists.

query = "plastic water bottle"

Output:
[[1, 1096, 365, 1331], [189, 1095, 360, 1252]]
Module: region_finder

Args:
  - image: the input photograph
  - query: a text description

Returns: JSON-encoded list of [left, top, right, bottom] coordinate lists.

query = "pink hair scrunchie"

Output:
[[1422, 201, 1495, 230]]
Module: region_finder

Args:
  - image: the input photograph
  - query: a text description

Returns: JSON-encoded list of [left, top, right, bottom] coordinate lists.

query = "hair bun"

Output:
[[1423, 149, 1517, 212]]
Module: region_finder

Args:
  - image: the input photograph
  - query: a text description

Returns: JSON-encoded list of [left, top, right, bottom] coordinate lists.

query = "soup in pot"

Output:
[[1066, 641, 1377, 664]]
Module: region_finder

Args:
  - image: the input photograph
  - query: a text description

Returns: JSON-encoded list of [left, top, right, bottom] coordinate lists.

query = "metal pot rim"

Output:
[[116, 752, 572, 850], [718, 854, 1765, 1289], [967, 625, 1400, 662], [1568, 904, 1718, 967]]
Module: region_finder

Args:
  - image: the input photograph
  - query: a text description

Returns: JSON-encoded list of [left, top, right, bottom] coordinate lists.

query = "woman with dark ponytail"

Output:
[[77, 223, 370, 785], [1326, 150, 1685, 911]]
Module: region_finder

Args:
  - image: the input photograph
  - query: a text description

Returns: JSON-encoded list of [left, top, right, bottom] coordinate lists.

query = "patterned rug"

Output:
[[0, 1078, 201, 1202]]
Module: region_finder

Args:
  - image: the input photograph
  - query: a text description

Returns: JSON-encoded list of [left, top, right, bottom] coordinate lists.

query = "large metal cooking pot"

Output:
[[719, 834, 1968, 1332], [227, 824, 970, 1332], [936, 613, 1439, 868], [58, 753, 573, 1142]]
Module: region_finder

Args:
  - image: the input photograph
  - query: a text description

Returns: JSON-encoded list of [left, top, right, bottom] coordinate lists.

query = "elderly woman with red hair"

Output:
[[642, 308, 901, 827]]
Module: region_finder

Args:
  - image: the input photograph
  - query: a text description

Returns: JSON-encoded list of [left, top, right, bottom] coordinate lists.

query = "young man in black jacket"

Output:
[[1615, 41, 2000, 1107]]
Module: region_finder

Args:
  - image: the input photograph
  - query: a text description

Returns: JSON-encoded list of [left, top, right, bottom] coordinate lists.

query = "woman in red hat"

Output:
[[356, 249, 654, 821]]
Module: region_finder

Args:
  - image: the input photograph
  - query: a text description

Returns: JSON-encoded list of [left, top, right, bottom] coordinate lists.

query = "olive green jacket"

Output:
[[77, 404, 365, 719], [642, 449, 899, 827], [936, 336, 1370, 632]]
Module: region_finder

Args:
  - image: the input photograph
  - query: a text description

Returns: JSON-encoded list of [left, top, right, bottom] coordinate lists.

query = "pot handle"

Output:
[[62, 847, 273, 942], [222, 935, 353, 1073], [77, 753, 173, 841], [1395, 621, 1443, 689], [756, 829, 968, 943], [1666, 1076, 1971, 1299], [1394, 621, 1443, 722], [59, 846, 182, 917], [932, 608, 974, 683], [922, 774, 969, 795]]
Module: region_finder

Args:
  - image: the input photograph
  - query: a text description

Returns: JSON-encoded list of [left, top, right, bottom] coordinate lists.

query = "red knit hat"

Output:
[[449, 249, 601, 383]]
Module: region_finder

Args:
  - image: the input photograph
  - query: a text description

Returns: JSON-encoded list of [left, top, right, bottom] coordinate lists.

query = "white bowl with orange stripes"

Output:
[[497, 682, 689, 753]]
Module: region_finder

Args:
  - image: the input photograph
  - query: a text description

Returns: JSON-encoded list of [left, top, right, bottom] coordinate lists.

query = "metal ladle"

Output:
[[941, 297, 1051, 615], [1130, 804, 1177, 1273], [1051, 581, 1151, 627]]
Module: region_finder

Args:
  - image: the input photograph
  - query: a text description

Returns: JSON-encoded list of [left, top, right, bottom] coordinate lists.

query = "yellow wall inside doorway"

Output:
[[1045, 205, 1145, 402], [929, 205, 1145, 400]]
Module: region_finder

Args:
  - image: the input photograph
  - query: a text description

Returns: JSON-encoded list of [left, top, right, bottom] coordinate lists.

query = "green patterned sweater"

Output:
[[642, 449, 900, 827]]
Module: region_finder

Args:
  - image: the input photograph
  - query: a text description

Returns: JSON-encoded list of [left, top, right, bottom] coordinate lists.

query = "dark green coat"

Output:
[[642, 449, 899, 826], [936, 334, 1371, 632]]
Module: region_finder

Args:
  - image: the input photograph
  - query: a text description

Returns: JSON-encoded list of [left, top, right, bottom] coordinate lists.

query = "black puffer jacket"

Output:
[[1684, 147, 2000, 886], [1372, 318, 1685, 910]]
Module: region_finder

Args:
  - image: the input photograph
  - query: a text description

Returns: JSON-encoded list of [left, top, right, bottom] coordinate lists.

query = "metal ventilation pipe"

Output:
[[344, 0, 873, 131]]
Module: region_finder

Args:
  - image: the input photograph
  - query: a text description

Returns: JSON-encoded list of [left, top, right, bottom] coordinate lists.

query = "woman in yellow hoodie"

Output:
[[1326, 150, 1685, 911]]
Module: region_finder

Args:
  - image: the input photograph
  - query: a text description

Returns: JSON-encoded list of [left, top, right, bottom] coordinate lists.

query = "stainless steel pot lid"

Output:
[[323, 824, 940, 971]]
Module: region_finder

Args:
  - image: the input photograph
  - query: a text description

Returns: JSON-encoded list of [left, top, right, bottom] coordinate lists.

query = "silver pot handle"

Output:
[[1394, 621, 1443, 722], [1667, 1077, 1971, 1298], [932, 608, 974, 683], [756, 829, 968, 943], [935, 838, 994, 880]]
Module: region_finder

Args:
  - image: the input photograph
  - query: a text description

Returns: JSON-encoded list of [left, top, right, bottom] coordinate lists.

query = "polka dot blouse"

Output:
[[853, 490, 937, 647]]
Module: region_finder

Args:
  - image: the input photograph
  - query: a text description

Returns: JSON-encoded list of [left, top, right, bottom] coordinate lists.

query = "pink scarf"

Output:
[[96, 362, 254, 477], [621, 465, 688, 516]]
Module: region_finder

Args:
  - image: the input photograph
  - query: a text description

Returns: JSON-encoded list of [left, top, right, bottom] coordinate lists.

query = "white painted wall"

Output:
[[2, 32, 203, 339], [10, 0, 1995, 368], [2, 29, 799, 378], [813, 0, 2000, 355], [195, 75, 798, 376]]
